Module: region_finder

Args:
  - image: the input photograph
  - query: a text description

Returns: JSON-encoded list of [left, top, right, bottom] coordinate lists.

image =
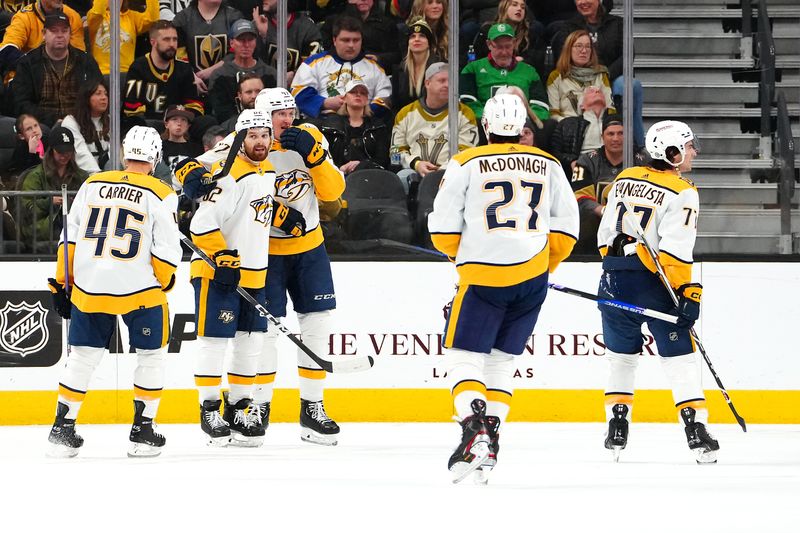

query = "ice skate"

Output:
[[474, 415, 500, 485], [250, 401, 271, 432], [128, 400, 166, 458], [200, 399, 231, 446], [681, 407, 720, 464], [300, 399, 340, 446], [47, 402, 83, 458], [223, 392, 265, 447], [448, 399, 490, 484], [604, 404, 630, 462]]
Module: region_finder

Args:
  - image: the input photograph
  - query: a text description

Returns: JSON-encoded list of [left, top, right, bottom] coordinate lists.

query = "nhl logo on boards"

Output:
[[0, 301, 49, 357], [218, 310, 235, 324]]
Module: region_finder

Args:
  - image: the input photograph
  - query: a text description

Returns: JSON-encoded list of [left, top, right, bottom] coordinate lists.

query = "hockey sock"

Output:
[[227, 331, 262, 403], [484, 349, 514, 423], [296, 311, 332, 403], [134, 348, 166, 418], [447, 348, 487, 420], [57, 345, 105, 419], [253, 328, 278, 404], [661, 352, 708, 425], [194, 336, 227, 403], [605, 351, 639, 420]]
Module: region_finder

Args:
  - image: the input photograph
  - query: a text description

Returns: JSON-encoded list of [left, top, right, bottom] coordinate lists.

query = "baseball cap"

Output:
[[344, 79, 368, 94], [230, 19, 257, 39], [164, 104, 194, 122], [602, 113, 623, 132], [424, 62, 448, 82], [49, 126, 74, 153], [44, 11, 70, 30], [488, 23, 515, 41]]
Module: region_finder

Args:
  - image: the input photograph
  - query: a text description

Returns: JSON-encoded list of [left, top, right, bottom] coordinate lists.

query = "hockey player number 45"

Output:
[[484, 180, 544, 231], [84, 206, 146, 259]]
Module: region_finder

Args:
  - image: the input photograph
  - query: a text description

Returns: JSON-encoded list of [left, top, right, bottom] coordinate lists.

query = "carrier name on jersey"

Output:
[[98, 184, 144, 204], [614, 180, 666, 206], [478, 155, 548, 175]]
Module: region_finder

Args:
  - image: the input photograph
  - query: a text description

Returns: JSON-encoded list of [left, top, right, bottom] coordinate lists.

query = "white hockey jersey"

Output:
[[428, 144, 579, 287], [57, 170, 181, 314], [189, 155, 277, 289], [597, 165, 699, 288]]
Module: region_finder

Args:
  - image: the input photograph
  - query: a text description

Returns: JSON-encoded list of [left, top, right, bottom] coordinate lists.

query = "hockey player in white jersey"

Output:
[[596, 120, 719, 463], [428, 94, 579, 483], [46, 126, 182, 458]]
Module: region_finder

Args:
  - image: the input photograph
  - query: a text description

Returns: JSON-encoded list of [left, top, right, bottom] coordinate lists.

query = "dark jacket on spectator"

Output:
[[313, 114, 391, 170], [558, 10, 624, 80], [390, 53, 441, 113], [461, 0, 499, 24], [550, 114, 589, 175], [12, 45, 102, 127], [320, 3, 401, 73]]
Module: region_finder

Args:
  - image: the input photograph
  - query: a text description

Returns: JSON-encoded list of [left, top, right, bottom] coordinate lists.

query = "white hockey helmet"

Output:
[[122, 126, 162, 166], [255, 87, 296, 114], [482, 93, 527, 137], [645, 120, 697, 167], [235, 108, 273, 133]]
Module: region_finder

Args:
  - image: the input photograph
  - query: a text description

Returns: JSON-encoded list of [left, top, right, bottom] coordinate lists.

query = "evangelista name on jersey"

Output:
[[98, 184, 145, 204], [614, 179, 666, 206], [478, 155, 548, 175]]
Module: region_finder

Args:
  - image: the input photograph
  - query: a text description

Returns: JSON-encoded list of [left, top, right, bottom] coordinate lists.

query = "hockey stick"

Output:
[[180, 235, 374, 373], [618, 197, 747, 432], [60, 185, 71, 357], [547, 283, 680, 324]]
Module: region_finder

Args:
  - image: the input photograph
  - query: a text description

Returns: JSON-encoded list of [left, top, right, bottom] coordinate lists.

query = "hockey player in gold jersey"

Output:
[[596, 120, 719, 463], [428, 94, 580, 483], [46, 126, 182, 458]]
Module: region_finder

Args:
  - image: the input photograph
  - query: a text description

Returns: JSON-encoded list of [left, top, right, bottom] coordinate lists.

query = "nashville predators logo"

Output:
[[196, 34, 226, 70], [275, 170, 312, 202], [218, 310, 235, 324], [250, 196, 273, 227]]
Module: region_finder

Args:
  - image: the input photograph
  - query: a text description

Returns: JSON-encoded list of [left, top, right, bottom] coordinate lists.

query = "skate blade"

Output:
[[473, 465, 493, 485], [206, 435, 231, 447], [229, 433, 264, 448], [300, 428, 338, 446], [46, 443, 80, 458], [450, 441, 490, 484], [695, 449, 718, 464], [127, 442, 163, 458], [611, 446, 623, 462]]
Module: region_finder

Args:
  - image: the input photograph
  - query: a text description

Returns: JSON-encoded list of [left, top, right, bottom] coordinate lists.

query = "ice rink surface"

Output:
[[1, 422, 797, 532]]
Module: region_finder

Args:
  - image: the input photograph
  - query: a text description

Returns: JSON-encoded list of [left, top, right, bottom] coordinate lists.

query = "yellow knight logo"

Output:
[[196, 34, 226, 70]]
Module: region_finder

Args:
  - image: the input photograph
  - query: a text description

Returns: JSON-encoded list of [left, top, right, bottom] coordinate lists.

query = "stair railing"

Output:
[[775, 92, 796, 254]]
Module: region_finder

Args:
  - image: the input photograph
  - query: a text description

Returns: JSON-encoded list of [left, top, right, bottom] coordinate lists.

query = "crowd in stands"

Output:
[[0, 0, 645, 255]]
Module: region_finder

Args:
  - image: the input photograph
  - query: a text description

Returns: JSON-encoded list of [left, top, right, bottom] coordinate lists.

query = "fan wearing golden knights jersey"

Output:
[[46, 126, 181, 459], [428, 94, 579, 484], [189, 109, 306, 447], [596, 120, 719, 464]]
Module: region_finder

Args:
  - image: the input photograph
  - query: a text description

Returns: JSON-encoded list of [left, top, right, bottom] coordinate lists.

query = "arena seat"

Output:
[[342, 168, 413, 243]]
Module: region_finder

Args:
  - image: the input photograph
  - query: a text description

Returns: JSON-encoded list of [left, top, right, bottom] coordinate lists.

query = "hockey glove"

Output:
[[675, 283, 702, 329], [47, 278, 71, 319], [280, 126, 327, 168], [273, 203, 307, 237], [212, 249, 241, 292], [175, 158, 216, 199]]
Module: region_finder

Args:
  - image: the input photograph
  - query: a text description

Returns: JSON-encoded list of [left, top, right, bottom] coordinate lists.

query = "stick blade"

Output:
[[331, 355, 375, 374]]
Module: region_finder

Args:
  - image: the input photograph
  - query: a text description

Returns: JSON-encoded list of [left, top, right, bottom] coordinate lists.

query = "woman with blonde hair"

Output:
[[470, 0, 546, 74], [407, 0, 449, 61], [546, 29, 614, 121], [392, 18, 441, 111]]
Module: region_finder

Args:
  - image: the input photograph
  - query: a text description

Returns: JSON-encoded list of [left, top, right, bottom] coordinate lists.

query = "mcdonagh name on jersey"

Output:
[[478, 155, 548, 175]]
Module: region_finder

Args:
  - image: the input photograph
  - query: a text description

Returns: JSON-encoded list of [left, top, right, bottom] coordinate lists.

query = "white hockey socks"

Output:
[[447, 348, 486, 420], [661, 352, 708, 425], [134, 348, 166, 419], [296, 311, 331, 402], [57, 345, 105, 419], [194, 336, 227, 403], [253, 327, 278, 404], [484, 350, 514, 424], [605, 351, 639, 421], [227, 331, 263, 404]]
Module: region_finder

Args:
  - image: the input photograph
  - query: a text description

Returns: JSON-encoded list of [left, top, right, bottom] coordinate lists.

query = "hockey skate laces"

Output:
[[205, 410, 228, 429], [233, 408, 255, 428], [308, 402, 331, 422]]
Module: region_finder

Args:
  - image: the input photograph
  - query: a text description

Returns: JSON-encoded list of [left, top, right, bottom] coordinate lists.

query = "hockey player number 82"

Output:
[[84, 206, 146, 259], [484, 180, 544, 231]]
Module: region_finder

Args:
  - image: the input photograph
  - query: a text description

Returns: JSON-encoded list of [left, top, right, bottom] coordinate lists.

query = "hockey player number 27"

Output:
[[484, 180, 544, 231], [84, 206, 145, 259]]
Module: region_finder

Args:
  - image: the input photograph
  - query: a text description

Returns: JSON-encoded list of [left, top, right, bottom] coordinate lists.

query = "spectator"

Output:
[[252, 0, 322, 85], [460, 23, 548, 133], [7, 113, 46, 176], [20, 125, 89, 250], [161, 104, 202, 170], [159, 0, 192, 21], [407, 0, 448, 61], [546, 29, 613, 121], [291, 15, 391, 119], [472, 0, 546, 76], [550, 85, 609, 175], [60, 79, 110, 174], [519, 116, 535, 147], [314, 78, 390, 175], [0, 0, 84, 70], [219, 72, 264, 131], [87, 0, 159, 77], [391, 18, 440, 112], [12, 12, 102, 127], [392, 62, 478, 192], [208, 18, 276, 124], [556, 0, 643, 145], [201, 124, 226, 151], [321, 0, 401, 73], [172, 0, 245, 94]]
